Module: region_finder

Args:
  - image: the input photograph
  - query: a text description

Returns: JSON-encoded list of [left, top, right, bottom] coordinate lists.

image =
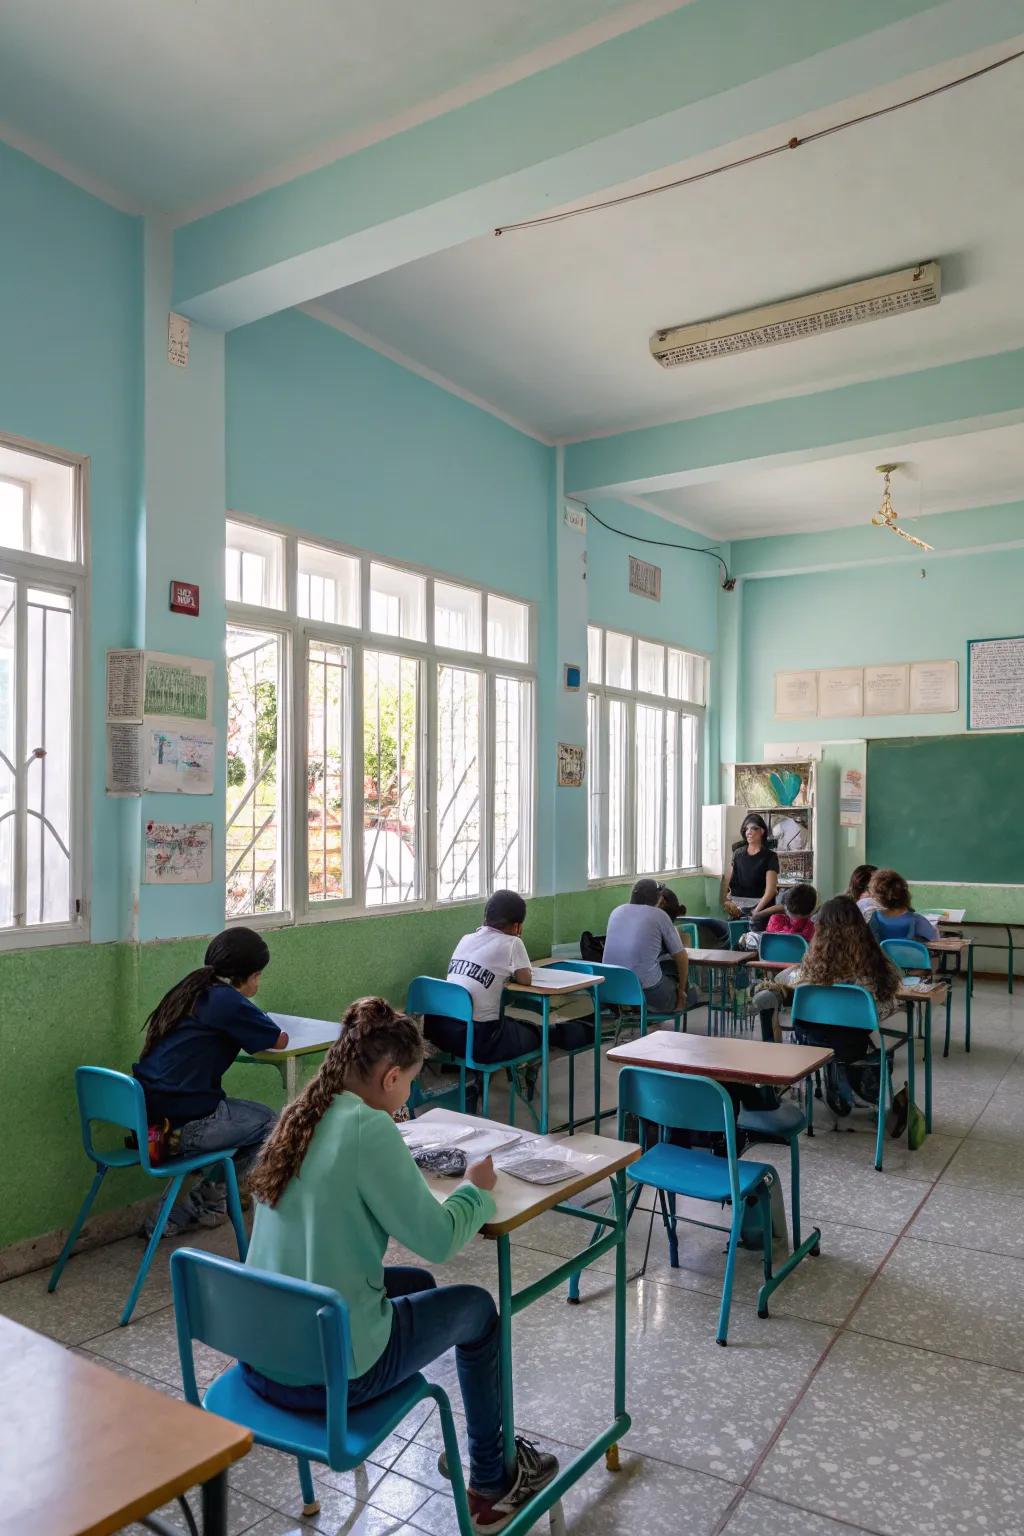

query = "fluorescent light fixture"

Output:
[[650, 262, 941, 367]]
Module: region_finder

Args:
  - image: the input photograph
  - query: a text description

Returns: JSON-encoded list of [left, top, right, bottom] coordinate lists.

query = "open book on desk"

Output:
[[525, 966, 598, 991]]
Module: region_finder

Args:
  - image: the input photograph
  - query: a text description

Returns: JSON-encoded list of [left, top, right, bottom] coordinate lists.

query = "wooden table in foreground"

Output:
[[417, 1109, 640, 1520], [0, 1314, 251, 1536], [606, 1030, 832, 1309]]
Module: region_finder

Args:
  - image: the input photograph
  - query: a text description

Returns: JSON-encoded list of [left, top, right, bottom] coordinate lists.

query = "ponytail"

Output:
[[249, 997, 423, 1208], [139, 925, 271, 1057]]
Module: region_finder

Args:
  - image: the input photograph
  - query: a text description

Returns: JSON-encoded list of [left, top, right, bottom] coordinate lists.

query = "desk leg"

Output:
[[905, 1007, 917, 1152], [497, 1235, 516, 1480], [1008, 926, 1014, 996], [757, 1105, 822, 1317], [924, 1000, 933, 1134], [591, 985, 602, 1131], [200, 1471, 228, 1536], [966, 946, 974, 1053], [540, 999, 550, 1136]]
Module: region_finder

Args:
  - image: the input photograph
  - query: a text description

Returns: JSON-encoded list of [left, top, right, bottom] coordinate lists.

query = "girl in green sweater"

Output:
[[243, 996, 558, 1532]]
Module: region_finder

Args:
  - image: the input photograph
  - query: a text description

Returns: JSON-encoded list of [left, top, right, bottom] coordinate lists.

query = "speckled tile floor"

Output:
[[5, 979, 1024, 1534]]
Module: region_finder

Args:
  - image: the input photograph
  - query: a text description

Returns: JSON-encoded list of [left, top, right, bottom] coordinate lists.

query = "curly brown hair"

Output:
[[248, 996, 423, 1208], [800, 896, 902, 1005], [868, 868, 911, 912]]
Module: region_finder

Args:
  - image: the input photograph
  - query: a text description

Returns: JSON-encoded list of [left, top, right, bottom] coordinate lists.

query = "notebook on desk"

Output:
[[924, 909, 966, 924], [527, 966, 596, 990]]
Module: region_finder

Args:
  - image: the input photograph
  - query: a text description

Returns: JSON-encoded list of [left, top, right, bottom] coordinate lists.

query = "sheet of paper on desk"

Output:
[[925, 910, 966, 924], [400, 1120, 523, 1158], [496, 1143, 603, 1184], [528, 967, 594, 990]]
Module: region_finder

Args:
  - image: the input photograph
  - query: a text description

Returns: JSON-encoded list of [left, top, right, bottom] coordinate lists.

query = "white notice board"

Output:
[[968, 635, 1024, 730]]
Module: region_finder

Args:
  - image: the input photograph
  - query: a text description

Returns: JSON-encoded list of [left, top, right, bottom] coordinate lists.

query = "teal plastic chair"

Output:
[[759, 932, 808, 964], [551, 960, 691, 1041], [677, 920, 701, 948], [727, 918, 752, 948], [881, 937, 943, 1125], [171, 1247, 472, 1532], [405, 976, 541, 1123], [49, 1067, 247, 1326], [738, 1097, 815, 1252], [790, 984, 912, 1170], [613, 1067, 778, 1345]]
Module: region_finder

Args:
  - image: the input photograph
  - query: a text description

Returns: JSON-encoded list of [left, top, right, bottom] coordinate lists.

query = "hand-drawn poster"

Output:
[[557, 742, 586, 788], [143, 652, 213, 724], [144, 725, 216, 794], [144, 821, 213, 884]]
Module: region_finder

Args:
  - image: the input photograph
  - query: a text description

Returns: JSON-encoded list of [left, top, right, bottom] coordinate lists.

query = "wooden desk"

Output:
[[415, 1110, 639, 1496], [937, 918, 1017, 997], [607, 1029, 831, 1085], [503, 972, 605, 1135], [0, 1315, 250, 1536], [253, 1013, 342, 1096], [927, 938, 974, 1053], [680, 949, 754, 1035]]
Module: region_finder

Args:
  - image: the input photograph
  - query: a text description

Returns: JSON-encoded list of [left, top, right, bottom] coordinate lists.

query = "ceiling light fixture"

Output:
[[870, 463, 933, 551]]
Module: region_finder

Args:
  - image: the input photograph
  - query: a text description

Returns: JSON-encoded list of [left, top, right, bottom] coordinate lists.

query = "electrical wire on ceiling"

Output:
[[495, 48, 1024, 236], [573, 498, 736, 590]]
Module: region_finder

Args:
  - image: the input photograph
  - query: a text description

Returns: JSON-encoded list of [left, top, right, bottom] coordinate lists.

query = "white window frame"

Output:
[[0, 432, 89, 952], [225, 512, 537, 927], [587, 625, 706, 886]]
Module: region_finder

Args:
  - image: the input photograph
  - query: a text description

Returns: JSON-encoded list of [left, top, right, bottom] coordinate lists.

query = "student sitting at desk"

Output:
[[132, 928, 287, 1237], [656, 884, 729, 946], [424, 891, 591, 1107], [847, 863, 879, 918], [765, 883, 817, 942], [243, 997, 558, 1530], [866, 868, 939, 943], [604, 878, 700, 1016]]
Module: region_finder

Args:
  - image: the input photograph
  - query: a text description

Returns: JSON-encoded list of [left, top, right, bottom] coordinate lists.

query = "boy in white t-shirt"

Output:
[[425, 891, 592, 1103]]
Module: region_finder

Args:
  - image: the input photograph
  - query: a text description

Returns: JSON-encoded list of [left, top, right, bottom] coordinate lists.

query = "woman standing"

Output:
[[721, 813, 780, 933]]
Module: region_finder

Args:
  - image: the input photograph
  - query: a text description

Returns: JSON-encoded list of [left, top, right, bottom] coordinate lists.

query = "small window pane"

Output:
[[587, 626, 602, 685], [635, 705, 665, 874], [680, 712, 699, 867], [608, 698, 628, 877], [435, 581, 482, 653], [637, 640, 665, 695], [370, 563, 426, 641], [227, 626, 284, 915], [587, 692, 601, 879], [298, 543, 359, 627], [0, 442, 75, 562], [437, 665, 482, 901], [306, 640, 350, 903], [665, 713, 679, 871], [667, 647, 707, 705], [487, 594, 529, 663], [494, 674, 532, 892], [605, 630, 632, 690], [363, 651, 420, 903], [226, 521, 285, 610], [25, 589, 73, 924], [0, 579, 14, 927]]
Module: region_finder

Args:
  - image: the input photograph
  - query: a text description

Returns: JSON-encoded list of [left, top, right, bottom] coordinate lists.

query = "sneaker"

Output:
[[140, 1209, 199, 1241], [468, 1438, 559, 1532]]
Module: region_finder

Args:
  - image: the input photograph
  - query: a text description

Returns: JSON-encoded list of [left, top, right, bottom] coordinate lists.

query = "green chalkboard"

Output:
[[866, 734, 1024, 884]]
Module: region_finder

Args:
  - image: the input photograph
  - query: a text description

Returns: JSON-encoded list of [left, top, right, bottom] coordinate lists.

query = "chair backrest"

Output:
[[405, 975, 473, 1024], [551, 959, 644, 1010], [617, 1066, 741, 1199], [790, 983, 879, 1031], [760, 932, 808, 964], [676, 921, 700, 948], [879, 938, 932, 973], [727, 918, 751, 948], [74, 1066, 150, 1169], [171, 1247, 350, 1460]]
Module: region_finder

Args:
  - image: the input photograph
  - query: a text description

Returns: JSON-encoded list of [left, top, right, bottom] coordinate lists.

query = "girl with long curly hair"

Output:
[[242, 996, 558, 1530]]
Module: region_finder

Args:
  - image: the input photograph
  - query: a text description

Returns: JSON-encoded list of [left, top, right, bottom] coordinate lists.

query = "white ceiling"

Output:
[[318, 49, 1024, 442], [0, 0, 664, 212], [639, 422, 1024, 541]]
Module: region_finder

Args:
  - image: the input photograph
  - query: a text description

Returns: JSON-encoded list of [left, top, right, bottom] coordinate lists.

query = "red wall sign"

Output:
[[170, 580, 200, 616]]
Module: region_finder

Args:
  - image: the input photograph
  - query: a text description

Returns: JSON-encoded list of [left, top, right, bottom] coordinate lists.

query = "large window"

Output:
[[0, 436, 86, 949], [225, 517, 535, 922], [587, 626, 705, 881]]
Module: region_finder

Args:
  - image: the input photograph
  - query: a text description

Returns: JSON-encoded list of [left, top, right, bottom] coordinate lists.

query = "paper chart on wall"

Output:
[[839, 767, 865, 828], [144, 724, 216, 794], [909, 659, 958, 715], [863, 664, 910, 716], [144, 821, 213, 884], [774, 671, 818, 719], [106, 722, 143, 795], [968, 636, 1024, 730], [818, 667, 863, 719], [105, 649, 144, 722], [143, 652, 213, 724]]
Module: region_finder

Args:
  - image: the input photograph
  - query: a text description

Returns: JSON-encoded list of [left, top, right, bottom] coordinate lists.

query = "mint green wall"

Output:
[[0, 140, 141, 943], [585, 500, 719, 656]]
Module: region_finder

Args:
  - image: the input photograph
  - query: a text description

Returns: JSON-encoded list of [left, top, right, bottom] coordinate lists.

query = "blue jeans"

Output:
[[242, 1267, 505, 1494], [645, 961, 700, 1015], [169, 1097, 277, 1226]]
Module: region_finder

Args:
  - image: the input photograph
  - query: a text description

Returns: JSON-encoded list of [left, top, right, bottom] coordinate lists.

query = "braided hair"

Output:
[[140, 927, 270, 1057], [249, 996, 423, 1208]]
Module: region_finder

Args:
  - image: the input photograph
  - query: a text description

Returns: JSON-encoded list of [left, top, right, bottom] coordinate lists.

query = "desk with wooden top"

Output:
[[252, 1013, 342, 1097], [936, 916, 1015, 996], [0, 1314, 251, 1536], [605, 1031, 832, 1316], [417, 1109, 640, 1512], [679, 948, 752, 1033], [503, 970, 605, 1135], [927, 937, 974, 1052]]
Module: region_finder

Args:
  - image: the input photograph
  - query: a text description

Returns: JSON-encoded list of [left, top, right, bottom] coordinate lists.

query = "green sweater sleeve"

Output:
[[359, 1110, 496, 1262]]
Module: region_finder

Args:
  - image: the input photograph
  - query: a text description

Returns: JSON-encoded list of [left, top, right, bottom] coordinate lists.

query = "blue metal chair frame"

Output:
[[170, 1247, 474, 1533], [49, 1066, 248, 1326], [790, 984, 913, 1169], [880, 938, 942, 1131], [405, 976, 543, 1126]]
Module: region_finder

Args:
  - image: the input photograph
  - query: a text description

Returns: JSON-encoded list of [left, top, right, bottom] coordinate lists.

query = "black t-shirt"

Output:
[[133, 983, 280, 1126], [729, 847, 780, 899]]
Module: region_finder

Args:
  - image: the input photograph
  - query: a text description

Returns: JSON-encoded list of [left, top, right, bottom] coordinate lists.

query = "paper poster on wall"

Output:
[[818, 667, 864, 719], [144, 821, 213, 883], [909, 659, 958, 715], [105, 650, 144, 721], [863, 663, 910, 716], [106, 722, 143, 795], [557, 742, 585, 787], [839, 767, 865, 828], [144, 725, 216, 794], [143, 652, 213, 724], [968, 635, 1024, 730], [774, 671, 818, 719]]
